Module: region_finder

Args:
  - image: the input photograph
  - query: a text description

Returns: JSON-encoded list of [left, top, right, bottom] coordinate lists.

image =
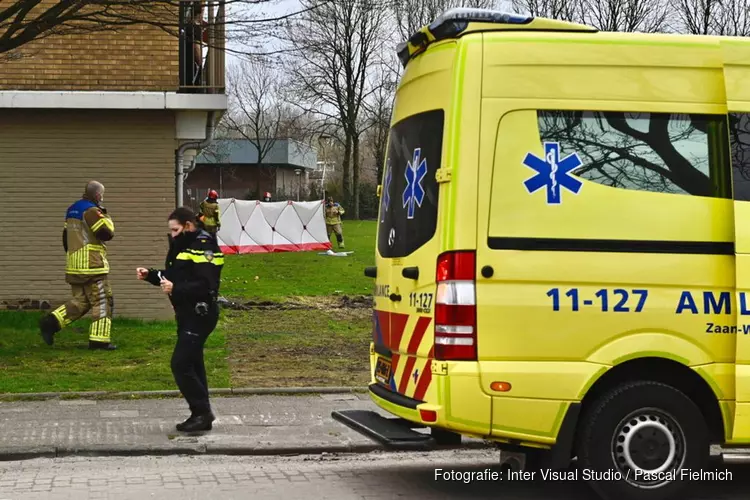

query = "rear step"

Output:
[[331, 410, 437, 450]]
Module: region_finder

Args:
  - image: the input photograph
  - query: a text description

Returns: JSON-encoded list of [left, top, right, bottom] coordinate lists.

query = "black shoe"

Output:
[[179, 412, 215, 432], [89, 341, 117, 350], [176, 414, 196, 432], [39, 315, 59, 346]]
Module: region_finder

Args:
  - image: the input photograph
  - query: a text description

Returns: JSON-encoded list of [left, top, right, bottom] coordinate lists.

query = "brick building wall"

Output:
[[0, 109, 177, 321], [0, 4, 179, 91]]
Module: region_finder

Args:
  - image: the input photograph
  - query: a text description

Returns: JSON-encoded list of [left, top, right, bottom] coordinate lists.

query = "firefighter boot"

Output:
[[39, 314, 61, 346]]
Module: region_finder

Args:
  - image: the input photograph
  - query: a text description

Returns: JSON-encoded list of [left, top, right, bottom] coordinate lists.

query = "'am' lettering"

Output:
[[677, 292, 750, 315], [676, 292, 699, 314], [704, 291, 731, 315]]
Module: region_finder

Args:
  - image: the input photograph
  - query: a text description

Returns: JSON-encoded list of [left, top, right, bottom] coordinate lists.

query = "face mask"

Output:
[[168, 228, 184, 243]]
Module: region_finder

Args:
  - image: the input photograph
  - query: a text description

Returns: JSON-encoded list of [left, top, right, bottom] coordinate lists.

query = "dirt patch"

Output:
[[228, 338, 371, 388], [220, 294, 373, 312], [221, 305, 372, 388]]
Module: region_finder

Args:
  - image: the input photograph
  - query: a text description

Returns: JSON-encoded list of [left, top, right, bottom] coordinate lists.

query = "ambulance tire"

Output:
[[576, 380, 708, 500]]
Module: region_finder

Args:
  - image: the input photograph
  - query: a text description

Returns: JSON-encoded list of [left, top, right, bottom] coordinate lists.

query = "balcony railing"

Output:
[[179, 0, 226, 94]]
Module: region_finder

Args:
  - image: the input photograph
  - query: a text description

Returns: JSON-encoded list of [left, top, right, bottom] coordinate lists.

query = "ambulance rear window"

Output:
[[377, 109, 444, 258]]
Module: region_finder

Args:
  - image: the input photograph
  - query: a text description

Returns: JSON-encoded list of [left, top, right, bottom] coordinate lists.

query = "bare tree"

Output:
[[510, 0, 578, 20], [223, 57, 287, 196], [390, 0, 496, 41], [579, 0, 670, 32], [273, 103, 319, 143], [362, 60, 397, 184], [669, 0, 720, 34], [705, 0, 750, 36], [283, 0, 387, 218], [514, 0, 669, 31], [226, 58, 283, 160]]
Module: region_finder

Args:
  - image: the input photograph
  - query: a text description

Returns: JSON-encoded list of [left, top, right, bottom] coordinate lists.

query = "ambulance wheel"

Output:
[[576, 380, 708, 500]]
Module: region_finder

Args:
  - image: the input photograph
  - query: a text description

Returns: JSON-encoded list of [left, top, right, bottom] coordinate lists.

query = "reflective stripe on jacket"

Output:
[[145, 229, 224, 311], [63, 198, 114, 276]]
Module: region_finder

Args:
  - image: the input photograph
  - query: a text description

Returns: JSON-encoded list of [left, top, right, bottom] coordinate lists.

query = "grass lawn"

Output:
[[0, 310, 229, 394], [220, 220, 377, 300], [0, 219, 376, 394]]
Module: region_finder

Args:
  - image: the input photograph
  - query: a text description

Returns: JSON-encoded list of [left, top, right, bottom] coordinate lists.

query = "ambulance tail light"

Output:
[[434, 251, 477, 361]]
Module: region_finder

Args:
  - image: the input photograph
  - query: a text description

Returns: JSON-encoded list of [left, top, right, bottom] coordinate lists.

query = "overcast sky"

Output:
[[224, 0, 517, 67], [224, 0, 303, 67]]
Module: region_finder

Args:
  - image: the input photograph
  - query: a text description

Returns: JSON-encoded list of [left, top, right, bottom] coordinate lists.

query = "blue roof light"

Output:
[[397, 8, 534, 68], [428, 8, 532, 30]]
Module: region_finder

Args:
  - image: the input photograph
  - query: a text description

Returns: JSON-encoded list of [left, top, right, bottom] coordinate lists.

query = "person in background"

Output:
[[198, 189, 220, 235], [181, 0, 206, 92], [325, 196, 345, 248], [137, 207, 224, 433], [262, 192, 272, 202]]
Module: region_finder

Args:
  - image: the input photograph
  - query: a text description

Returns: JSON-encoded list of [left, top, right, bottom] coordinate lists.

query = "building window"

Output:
[[729, 113, 750, 202], [537, 111, 731, 199]]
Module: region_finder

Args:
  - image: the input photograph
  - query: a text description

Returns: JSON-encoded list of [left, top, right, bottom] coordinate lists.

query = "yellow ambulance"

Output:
[[332, 7, 750, 500]]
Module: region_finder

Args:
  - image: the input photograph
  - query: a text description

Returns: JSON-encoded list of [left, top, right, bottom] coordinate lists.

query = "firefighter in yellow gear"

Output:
[[39, 181, 117, 350], [198, 189, 220, 235], [325, 196, 345, 248]]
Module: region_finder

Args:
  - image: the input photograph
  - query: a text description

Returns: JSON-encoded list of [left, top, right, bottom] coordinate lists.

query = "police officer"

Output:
[[136, 206, 224, 432], [39, 180, 117, 350], [198, 189, 220, 235]]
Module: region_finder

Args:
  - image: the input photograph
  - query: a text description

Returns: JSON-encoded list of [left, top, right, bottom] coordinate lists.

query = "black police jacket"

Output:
[[145, 229, 224, 312]]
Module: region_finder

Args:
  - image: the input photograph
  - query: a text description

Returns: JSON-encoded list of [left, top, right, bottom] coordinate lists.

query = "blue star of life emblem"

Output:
[[402, 148, 428, 219], [381, 161, 392, 222], [523, 142, 583, 204]]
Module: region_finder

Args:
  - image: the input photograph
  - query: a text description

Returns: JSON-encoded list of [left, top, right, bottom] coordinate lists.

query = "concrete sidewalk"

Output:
[[0, 393, 491, 460]]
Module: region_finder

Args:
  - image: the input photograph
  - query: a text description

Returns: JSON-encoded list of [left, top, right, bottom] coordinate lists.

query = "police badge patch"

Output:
[[204, 250, 214, 262]]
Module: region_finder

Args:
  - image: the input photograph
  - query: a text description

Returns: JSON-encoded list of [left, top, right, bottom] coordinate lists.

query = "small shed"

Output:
[[185, 138, 318, 208]]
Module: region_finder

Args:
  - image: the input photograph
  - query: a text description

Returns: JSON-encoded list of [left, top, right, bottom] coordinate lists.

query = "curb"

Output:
[[0, 440, 494, 462], [0, 386, 369, 401]]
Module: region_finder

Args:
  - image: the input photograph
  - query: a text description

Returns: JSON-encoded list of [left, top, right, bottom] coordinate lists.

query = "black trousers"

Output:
[[172, 305, 219, 416]]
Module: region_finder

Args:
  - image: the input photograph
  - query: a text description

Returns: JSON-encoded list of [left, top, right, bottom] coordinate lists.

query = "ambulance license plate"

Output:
[[375, 356, 391, 386]]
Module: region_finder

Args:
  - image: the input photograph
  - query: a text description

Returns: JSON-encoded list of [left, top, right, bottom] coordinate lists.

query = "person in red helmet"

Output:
[[262, 192, 272, 202], [198, 189, 220, 235]]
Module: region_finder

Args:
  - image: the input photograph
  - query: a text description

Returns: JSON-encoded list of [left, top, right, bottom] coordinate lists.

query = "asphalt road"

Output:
[[0, 449, 747, 499]]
